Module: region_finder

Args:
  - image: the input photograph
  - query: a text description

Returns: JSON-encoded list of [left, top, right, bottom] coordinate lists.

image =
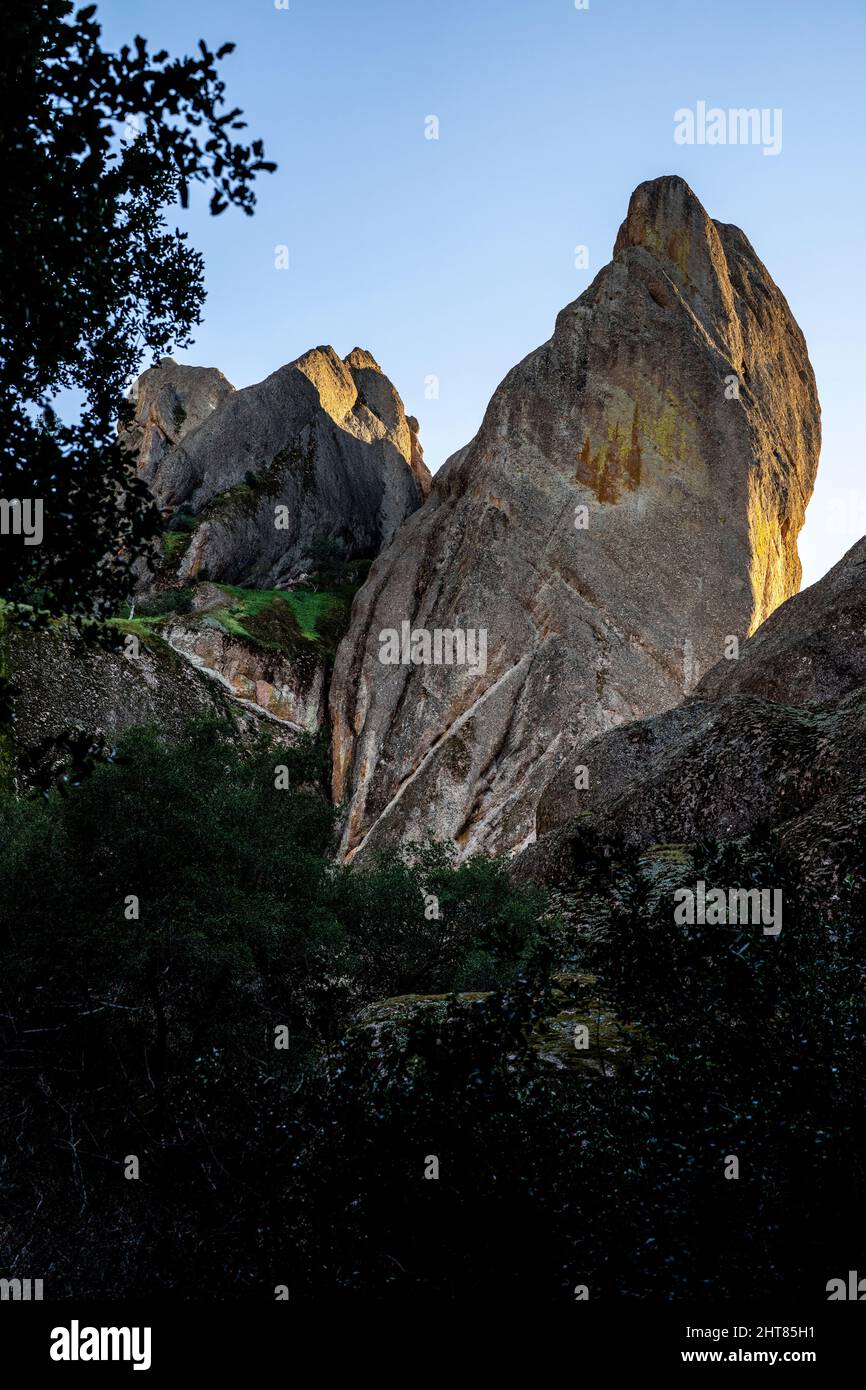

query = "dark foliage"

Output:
[[0, 720, 864, 1300], [302, 536, 370, 591], [0, 720, 547, 1296], [0, 2, 274, 624]]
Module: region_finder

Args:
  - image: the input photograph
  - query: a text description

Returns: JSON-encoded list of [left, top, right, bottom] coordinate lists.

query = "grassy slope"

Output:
[[116, 583, 354, 661]]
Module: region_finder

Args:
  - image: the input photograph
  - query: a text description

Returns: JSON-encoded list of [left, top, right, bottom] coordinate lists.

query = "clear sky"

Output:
[[98, 0, 865, 588]]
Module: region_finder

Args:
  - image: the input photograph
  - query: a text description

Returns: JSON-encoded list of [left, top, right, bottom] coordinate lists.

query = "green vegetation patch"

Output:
[[107, 580, 352, 662], [159, 529, 193, 584], [211, 584, 350, 657], [105, 616, 169, 651], [203, 459, 286, 522], [162, 531, 191, 561]]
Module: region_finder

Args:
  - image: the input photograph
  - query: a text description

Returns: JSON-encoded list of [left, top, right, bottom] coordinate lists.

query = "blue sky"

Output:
[[99, 0, 865, 587]]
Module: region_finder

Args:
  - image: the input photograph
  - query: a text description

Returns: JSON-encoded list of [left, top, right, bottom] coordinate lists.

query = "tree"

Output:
[[0, 717, 551, 1295], [302, 536, 352, 590], [0, 2, 275, 625]]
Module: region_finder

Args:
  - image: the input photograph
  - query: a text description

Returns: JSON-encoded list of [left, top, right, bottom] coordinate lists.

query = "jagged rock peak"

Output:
[[121, 357, 235, 488], [329, 174, 821, 865], [122, 345, 431, 590]]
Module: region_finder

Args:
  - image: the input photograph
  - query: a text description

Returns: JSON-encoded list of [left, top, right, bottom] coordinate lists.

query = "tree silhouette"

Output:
[[0, 1, 275, 625]]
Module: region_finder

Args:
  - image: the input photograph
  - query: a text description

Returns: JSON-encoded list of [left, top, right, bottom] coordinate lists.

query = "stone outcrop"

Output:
[[329, 175, 821, 864], [8, 340, 427, 769], [122, 357, 236, 489], [8, 619, 282, 787], [525, 536, 866, 902], [353, 975, 629, 1078], [124, 347, 430, 591], [162, 620, 326, 734], [157, 580, 333, 734]]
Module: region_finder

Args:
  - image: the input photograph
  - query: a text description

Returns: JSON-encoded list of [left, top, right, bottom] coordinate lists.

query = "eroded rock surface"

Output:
[[124, 347, 430, 591], [8, 620, 282, 787], [330, 175, 821, 864], [122, 357, 236, 488], [527, 537, 866, 903]]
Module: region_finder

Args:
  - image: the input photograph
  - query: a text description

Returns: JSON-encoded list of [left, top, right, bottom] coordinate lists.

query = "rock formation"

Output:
[[123, 347, 430, 591], [330, 175, 821, 864], [156, 580, 337, 735], [18, 344, 429, 746], [525, 536, 866, 901], [162, 618, 326, 734], [122, 357, 236, 491], [8, 585, 334, 784], [8, 618, 280, 791], [7, 346, 428, 770]]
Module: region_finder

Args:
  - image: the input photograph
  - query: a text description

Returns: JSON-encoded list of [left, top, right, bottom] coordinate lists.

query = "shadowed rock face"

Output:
[[9, 621, 285, 790], [124, 346, 430, 590], [329, 175, 821, 865], [122, 357, 236, 487], [526, 537, 866, 902]]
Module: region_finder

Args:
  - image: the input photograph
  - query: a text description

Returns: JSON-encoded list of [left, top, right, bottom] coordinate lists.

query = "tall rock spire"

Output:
[[329, 175, 821, 864]]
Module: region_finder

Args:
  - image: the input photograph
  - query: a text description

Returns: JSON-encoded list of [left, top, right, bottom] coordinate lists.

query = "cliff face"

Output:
[[124, 347, 430, 592], [525, 537, 866, 902], [83, 345, 432, 741], [9, 348, 430, 767], [122, 357, 236, 488], [9, 619, 284, 791], [329, 176, 821, 864]]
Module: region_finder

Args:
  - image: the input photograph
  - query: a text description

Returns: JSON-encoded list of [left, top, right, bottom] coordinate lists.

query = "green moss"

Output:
[[210, 584, 351, 659], [629, 388, 698, 473], [105, 617, 169, 651], [163, 532, 191, 561], [626, 400, 642, 488], [654, 400, 678, 462]]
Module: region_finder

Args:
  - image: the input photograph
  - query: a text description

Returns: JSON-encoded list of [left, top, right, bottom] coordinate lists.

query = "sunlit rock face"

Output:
[[329, 175, 821, 865], [122, 347, 430, 591]]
